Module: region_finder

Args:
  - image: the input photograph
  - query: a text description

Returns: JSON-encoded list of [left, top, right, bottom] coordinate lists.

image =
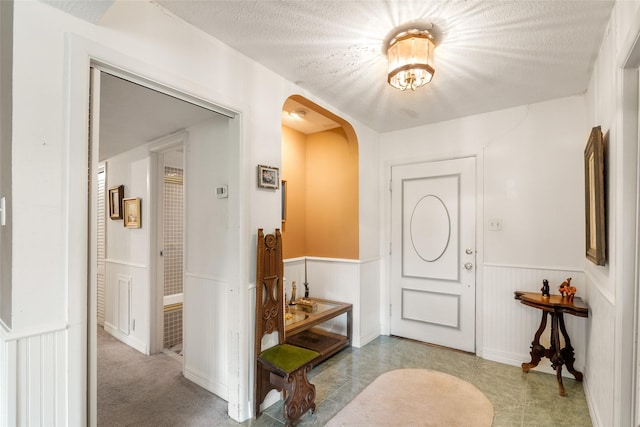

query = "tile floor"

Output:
[[222, 335, 592, 426]]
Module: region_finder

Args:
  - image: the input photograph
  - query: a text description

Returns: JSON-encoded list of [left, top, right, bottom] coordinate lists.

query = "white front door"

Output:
[[390, 157, 476, 352]]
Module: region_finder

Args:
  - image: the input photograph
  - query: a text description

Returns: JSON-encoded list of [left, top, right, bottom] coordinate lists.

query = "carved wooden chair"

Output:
[[254, 229, 319, 426]]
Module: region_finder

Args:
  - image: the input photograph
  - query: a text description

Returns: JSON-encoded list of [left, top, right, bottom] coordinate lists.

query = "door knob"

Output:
[[465, 248, 474, 255], [464, 262, 473, 270]]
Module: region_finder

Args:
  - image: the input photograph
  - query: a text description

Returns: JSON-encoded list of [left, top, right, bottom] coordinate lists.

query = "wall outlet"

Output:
[[488, 218, 503, 231]]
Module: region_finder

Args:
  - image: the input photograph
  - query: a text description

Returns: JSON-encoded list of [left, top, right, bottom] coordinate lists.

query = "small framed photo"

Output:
[[108, 185, 124, 220], [123, 198, 141, 229], [258, 164, 279, 189], [584, 126, 606, 265]]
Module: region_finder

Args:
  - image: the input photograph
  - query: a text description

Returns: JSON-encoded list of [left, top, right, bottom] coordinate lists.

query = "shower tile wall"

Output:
[[163, 166, 184, 349], [164, 306, 183, 350]]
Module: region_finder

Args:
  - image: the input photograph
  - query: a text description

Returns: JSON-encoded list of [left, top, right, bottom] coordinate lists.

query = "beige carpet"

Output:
[[326, 368, 494, 427]]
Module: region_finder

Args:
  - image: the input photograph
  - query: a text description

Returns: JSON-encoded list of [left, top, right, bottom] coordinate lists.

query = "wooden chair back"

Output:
[[254, 228, 317, 425], [255, 228, 285, 352]]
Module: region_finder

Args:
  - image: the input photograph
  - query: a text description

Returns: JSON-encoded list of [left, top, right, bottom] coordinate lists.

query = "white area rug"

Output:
[[326, 368, 494, 427]]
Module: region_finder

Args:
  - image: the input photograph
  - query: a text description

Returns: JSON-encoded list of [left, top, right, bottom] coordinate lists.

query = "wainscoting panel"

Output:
[[117, 274, 131, 335], [284, 258, 361, 345], [582, 274, 615, 427], [359, 259, 381, 347], [482, 265, 586, 375], [183, 274, 229, 400], [0, 327, 67, 426], [104, 260, 149, 354]]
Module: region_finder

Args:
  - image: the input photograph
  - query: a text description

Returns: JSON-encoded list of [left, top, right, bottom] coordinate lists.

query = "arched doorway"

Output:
[[280, 95, 359, 261]]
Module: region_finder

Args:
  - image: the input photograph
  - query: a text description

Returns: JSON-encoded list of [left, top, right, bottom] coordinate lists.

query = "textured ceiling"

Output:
[[44, 0, 615, 140], [155, 0, 615, 132], [98, 73, 217, 161]]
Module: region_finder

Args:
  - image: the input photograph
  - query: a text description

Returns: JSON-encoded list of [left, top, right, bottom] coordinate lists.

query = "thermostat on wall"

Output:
[[216, 185, 228, 199]]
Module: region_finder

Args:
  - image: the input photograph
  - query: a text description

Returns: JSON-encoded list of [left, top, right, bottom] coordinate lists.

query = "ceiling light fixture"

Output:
[[387, 29, 436, 91], [289, 109, 307, 119]]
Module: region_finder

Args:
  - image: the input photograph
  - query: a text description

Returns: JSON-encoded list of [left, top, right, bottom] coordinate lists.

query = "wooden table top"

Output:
[[285, 298, 352, 336], [514, 291, 589, 318]]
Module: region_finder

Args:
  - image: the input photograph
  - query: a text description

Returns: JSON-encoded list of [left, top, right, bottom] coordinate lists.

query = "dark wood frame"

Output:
[[123, 197, 141, 228], [108, 185, 124, 220], [257, 164, 279, 189], [584, 126, 606, 265], [281, 180, 287, 222]]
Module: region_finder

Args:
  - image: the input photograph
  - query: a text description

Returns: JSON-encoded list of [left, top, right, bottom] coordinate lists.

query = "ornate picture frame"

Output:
[[584, 126, 606, 265], [108, 185, 124, 220], [123, 197, 142, 229]]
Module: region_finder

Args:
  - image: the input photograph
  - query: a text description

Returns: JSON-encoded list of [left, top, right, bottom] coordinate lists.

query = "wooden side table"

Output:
[[514, 291, 589, 396], [284, 298, 352, 364]]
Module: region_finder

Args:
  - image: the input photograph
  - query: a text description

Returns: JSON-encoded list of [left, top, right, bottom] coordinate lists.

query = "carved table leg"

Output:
[[271, 364, 316, 427], [549, 312, 566, 396], [558, 313, 583, 381], [522, 311, 548, 373]]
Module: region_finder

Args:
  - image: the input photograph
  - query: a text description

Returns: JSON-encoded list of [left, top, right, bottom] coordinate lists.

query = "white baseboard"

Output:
[[582, 376, 603, 427], [183, 367, 228, 401], [103, 322, 148, 354], [357, 331, 380, 348]]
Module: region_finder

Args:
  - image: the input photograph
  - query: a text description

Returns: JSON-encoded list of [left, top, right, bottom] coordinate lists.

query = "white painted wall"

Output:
[[104, 144, 152, 353], [0, 0, 379, 424], [583, 2, 640, 426], [380, 95, 587, 369], [183, 116, 232, 399]]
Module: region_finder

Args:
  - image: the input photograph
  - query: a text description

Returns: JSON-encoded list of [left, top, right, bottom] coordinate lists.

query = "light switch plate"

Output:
[[488, 218, 503, 231]]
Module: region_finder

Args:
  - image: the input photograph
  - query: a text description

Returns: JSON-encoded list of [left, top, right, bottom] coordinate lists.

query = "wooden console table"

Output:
[[285, 298, 352, 364], [514, 291, 588, 396]]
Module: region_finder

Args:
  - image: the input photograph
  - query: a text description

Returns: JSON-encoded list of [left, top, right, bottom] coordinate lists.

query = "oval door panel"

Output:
[[410, 195, 451, 262]]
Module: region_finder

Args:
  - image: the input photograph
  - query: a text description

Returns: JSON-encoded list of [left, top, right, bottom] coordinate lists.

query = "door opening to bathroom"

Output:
[[156, 145, 185, 356]]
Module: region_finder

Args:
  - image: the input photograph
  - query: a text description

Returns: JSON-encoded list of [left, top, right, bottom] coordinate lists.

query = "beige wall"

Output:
[[282, 126, 359, 259], [281, 126, 307, 258]]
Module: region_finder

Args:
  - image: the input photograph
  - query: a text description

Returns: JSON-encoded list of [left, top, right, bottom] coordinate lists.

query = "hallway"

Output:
[[98, 327, 228, 426], [99, 327, 591, 426]]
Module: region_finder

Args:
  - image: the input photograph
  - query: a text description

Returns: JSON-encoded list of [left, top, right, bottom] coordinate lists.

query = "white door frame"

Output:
[[617, 9, 640, 426], [67, 36, 243, 425]]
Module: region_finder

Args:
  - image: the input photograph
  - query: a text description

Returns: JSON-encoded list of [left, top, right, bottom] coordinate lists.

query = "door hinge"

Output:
[[389, 242, 392, 254], [389, 179, 392, 192]]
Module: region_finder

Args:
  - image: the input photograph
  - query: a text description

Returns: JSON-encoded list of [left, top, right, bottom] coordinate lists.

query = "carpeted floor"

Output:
[[97, 326, 228, 426], [326, 368, 493, 426]]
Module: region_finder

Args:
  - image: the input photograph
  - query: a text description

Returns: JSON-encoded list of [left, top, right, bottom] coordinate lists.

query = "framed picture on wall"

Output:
[[257, 164, 279, 189], [584, 126, 606, 266], [123, 198, 142, 228], [108, 185, 124, 220]]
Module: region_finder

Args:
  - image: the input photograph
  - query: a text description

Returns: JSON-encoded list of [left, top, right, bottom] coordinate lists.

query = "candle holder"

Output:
[[303, 257, 310, 298]]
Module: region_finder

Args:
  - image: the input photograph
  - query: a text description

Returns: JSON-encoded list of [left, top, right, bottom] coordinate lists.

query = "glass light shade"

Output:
[[387, 29, 435, 91]]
